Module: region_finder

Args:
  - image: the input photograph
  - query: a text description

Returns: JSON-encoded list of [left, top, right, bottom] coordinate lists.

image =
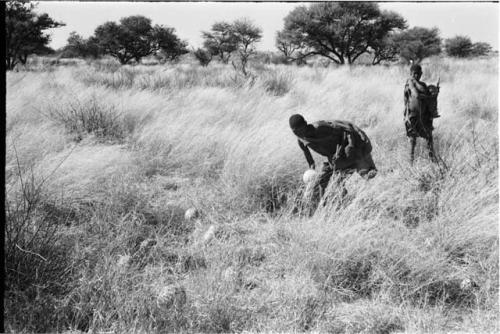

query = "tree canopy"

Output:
[[445, 36, 492, 58], [94, 16, 153, 64], [151, 25, 189, 62], [93, 15, 187, 64], [202, 22, 238, 63], [444, 35, 473, 58], [368, 11, 407, 64], [470, 42, 492, 57], [276, 2, 406, 65], [393, 27, 442, 64], [193, 48, 212, 66], [200, 18, 261, 74], [61, 31, 100, 59], [230, 18, 262, 74], [5, 1, 64, 70]]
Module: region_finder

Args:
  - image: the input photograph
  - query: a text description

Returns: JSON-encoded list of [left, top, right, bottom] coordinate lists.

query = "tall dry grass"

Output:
[[5, 56, 498, 333]]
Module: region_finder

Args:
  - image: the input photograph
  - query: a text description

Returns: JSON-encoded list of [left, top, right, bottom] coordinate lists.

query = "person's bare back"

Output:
[[289, 114, 376, 194]]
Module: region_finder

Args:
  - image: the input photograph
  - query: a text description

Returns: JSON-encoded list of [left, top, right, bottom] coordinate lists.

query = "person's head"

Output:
[[410, 64, 422, 80], [289, 114, 309, 137], [426, 84, 439, 114]]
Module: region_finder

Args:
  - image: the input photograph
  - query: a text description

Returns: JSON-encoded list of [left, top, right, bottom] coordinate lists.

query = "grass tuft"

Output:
[[5, 56, 498, 332]]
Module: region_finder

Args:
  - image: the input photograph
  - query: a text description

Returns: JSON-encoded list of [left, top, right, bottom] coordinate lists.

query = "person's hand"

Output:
[[366, 169, 377, 179], [345, 146, 354, 159], [335, 144, 344, 159]]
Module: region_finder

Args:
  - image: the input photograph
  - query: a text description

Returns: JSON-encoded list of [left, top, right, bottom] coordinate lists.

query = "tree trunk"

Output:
[[118, 55, 129, 65], [220, 51, 230, 64], [6, 56, 17, 70], [18, 54, 28, 65]]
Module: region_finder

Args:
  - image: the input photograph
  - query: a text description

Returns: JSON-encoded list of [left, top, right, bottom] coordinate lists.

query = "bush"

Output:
[[5, 164, 76, 332], [393, 27, 442, 63], [260, 69, 294, 96], [43, 95, 125, 142], [444, 36, 474, 58], [193, 48, 212, 67]]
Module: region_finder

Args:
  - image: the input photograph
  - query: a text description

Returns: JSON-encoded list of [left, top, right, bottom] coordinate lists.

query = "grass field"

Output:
[[5, 55, 499, 333]]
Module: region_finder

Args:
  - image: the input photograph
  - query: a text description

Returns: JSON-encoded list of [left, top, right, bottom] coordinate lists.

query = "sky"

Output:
[[36, 1, 500, 51]]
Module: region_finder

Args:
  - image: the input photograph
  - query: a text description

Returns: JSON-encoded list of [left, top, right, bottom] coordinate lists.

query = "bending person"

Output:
[[289, 114, 377, 203]]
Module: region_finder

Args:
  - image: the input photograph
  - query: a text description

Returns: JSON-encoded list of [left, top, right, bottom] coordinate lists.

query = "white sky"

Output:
[[36, 1, 499, 51]]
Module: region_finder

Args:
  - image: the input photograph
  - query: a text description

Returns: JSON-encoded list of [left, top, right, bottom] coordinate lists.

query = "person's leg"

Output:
[[427, 134, 436, 162], [301, 162, 333, 214], [335, 172, 349, 199], [409, 136, 417, 164], [330, 162, 354, 200], [318, 162, 334, 197]]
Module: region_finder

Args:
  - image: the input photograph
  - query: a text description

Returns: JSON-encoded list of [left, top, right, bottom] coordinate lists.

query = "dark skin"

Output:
[[292, 120, 358, 170], [290, 116, 376, 213], [406, 68, 440, 118], [407, 68, 429, 97]]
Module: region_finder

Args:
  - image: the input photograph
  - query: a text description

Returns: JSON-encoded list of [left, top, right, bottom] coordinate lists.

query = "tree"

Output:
[[94, 16, 154, 64], [85, 36, 101, 58], [63, 31, 85, 57], [368, 10, 407, 64], [393, 27, 441, 64], [275, 30, 305, 64], [199, 18, 262, 72], [94, 21, 134, 64], [444, 35, 473, 57], [151, 25, 188, 62], [471, 42, 492, 57], [276, 2, 406, 65], [61, 31, 100, 59], [230, 18, 262, 76], [202, 22, 238, 63], [193, 48, 212, 66], [5, 1, 64, 70], [444, 36, 492, 58], [370, 35, 399, 65], [93, 16, 187, 64]]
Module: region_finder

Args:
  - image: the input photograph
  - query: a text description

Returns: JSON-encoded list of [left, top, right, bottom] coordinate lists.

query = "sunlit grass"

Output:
[[5, 56, 498, 332]]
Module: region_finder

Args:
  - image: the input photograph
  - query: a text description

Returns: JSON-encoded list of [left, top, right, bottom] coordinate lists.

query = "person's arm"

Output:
[[298, 140, 315, 169], [327, 129, 352, 168], [404, 80, 410, 101], [408, 78, 428, 95], [343, 133, 356, 160]]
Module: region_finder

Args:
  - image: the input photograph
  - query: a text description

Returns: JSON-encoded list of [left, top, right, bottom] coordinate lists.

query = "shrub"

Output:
[[43, 95, 125, 142], [260, 69, 294, 96], [193, 48, 212, 67], [5, 164, 76, 332], [444, 35, 474, 58]]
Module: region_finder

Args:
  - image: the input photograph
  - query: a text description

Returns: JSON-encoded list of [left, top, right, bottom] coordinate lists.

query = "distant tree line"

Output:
[[273, 2, 492, 65], [4, 1, 495, 70], [444, 35, 492, 58], [61, 15, 188, 64]]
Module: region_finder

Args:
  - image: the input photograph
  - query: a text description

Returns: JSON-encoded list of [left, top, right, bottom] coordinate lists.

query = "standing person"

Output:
[[289, 114, 377, 204], [404, 64, 440, 119], [404, 64, 441, 163]]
